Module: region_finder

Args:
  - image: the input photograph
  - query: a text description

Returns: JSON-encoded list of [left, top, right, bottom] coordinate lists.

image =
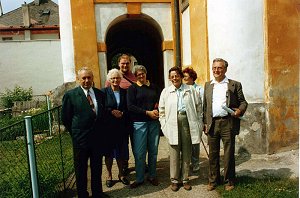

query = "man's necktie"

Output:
[[87, 90, 96, 115]]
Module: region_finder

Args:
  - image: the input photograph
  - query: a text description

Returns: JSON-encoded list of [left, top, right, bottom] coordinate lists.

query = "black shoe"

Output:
[[99, 192, 110, 198], [130, 181, 144, 189], [122, 167, 129, 176], [119, 176, 130, 185], [106, 180, 113, 188], [147, 177, 159, 186]]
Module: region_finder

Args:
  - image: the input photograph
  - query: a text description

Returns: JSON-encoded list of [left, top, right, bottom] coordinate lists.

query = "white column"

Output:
[[98, 52, 107, 88], [58, 0, 76, 82], [163, 50, 174, 87]]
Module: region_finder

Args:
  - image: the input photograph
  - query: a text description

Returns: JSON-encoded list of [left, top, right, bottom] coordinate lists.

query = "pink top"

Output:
[[105, 72, 137, 89]]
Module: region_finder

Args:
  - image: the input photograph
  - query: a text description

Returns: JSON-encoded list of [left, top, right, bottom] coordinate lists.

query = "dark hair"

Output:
[[169, 66, 184, 78], [182, 67, 197, 81], [212, 58, 228, 68]]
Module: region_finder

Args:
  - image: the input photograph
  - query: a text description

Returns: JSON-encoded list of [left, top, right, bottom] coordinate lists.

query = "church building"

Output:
[[58, 0, 300, 154]]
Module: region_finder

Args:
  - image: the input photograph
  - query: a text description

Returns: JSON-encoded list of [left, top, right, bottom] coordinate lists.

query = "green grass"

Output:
[[0, 132, 74, 197], [217, 176, 299, 198]]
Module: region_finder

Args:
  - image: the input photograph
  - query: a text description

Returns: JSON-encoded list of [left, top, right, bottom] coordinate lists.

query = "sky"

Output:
[[1, 0, 58, 14]]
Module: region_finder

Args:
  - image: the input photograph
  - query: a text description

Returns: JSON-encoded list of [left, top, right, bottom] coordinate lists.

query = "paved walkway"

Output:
[[81, 136, 298, 198], [94, 136, 219, 198]]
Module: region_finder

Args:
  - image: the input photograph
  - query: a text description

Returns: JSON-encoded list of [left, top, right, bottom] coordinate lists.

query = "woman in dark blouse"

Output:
[[101, 68, 130, 188], [127, 65, 161, 188]]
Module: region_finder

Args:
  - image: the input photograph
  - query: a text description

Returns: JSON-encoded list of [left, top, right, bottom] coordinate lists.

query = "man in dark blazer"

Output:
[[203, 58, 248, 191], [62, 67, 108, 198]]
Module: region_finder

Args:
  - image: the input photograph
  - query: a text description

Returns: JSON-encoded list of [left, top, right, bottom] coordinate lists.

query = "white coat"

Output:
[[159, 83, 203, 145]]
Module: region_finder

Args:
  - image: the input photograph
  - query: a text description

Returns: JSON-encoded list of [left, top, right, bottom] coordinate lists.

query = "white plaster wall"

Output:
[[59, 0, 75, 83], [142, 3, 172, 40], [207, 0, 264, 102], [181, 7, 191, 66], [163, 50, 174, 87], [94, 3, 172, 42], [0, 40, 64, 95], [94, 3, 127, 42], [98, 52, 108, 87]]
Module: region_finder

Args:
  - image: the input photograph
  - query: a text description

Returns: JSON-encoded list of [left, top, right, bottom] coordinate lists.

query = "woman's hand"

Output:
[[111, 109, 123, 118], [146, 110, 159, 120]]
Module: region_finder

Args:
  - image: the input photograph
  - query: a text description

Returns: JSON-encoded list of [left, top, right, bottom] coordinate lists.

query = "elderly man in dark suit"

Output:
[[62, 67, 108, 198], [203, 58, 248, 191]]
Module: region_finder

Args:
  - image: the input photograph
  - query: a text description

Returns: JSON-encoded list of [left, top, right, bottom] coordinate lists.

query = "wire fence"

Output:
[[0, 106, 75, 197], [0, 120, 31, 197]]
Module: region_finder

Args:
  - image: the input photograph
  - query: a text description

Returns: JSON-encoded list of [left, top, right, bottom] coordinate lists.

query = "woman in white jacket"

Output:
[[159, 66, 203, 192]]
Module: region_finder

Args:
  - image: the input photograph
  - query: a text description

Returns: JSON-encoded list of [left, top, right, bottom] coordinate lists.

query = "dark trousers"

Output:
[[123, 126, 134, 170], [73, 147, 103, 198], [208, 118, 235, 185]]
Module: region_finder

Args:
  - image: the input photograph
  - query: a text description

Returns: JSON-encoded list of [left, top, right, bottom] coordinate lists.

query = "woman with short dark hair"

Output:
[[127, 65, 161, 188]]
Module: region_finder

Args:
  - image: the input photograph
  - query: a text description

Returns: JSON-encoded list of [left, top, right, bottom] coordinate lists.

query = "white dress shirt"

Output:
[[211, 77, 229, 117]]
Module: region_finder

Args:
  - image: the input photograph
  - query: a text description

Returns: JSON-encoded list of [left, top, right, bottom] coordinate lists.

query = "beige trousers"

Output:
[[169, 113, 192, 184]]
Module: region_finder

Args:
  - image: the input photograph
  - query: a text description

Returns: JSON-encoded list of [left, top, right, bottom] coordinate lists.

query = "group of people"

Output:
[[61, 54, 248, 198]]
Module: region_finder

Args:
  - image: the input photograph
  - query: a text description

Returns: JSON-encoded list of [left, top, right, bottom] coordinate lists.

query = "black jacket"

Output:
[[61, 86, 106, 149]]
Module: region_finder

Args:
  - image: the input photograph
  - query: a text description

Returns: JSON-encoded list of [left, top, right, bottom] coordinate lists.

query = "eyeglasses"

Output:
[[169, 75, 181, 79], [136, 72, 145, 77], [110, 77, 121, 80], [212, 66, 225, 71]]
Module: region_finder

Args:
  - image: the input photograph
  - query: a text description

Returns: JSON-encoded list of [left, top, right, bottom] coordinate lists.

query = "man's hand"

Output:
[[232, 108, 241, 118]]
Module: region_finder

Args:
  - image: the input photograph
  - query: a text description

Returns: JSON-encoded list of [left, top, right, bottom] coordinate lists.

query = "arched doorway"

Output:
[[105, 15, 164, 90]]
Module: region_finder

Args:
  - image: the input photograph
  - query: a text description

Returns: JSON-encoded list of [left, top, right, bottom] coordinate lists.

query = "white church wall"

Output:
[[98, 52, 108, 87], [142, 3, 172, 40], [94, 3, 127, 42], [207, 0, 264, 102], [181, 7, 192, 66], [0, 40, 64, 95], [59, 0, 75, 83]]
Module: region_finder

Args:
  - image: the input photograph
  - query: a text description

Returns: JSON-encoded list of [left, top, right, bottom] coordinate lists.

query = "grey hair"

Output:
[[77, 66, 93, 76], [212, 58, 228, 68], [107, 68, 123, 81], [132, 65, 147, 76]]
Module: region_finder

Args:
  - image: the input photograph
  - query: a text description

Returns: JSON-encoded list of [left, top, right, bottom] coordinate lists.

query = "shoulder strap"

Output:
[[123, 75, 135, 84]]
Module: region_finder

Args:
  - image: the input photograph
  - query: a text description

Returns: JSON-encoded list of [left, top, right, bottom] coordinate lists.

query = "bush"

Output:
[[0, 86, 33, 108]]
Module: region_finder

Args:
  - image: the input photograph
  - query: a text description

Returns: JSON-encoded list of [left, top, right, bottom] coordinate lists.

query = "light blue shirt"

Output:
[[176, 84, 186, 112], [113, 91, 120, 108], [193, 83, 204, 104]]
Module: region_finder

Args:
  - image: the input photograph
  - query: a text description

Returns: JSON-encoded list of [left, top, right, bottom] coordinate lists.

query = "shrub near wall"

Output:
[[0, 86, 32, 108]]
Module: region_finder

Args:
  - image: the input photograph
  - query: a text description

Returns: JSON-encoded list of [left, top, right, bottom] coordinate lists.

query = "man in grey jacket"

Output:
[[203, 58, 248, 191]]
